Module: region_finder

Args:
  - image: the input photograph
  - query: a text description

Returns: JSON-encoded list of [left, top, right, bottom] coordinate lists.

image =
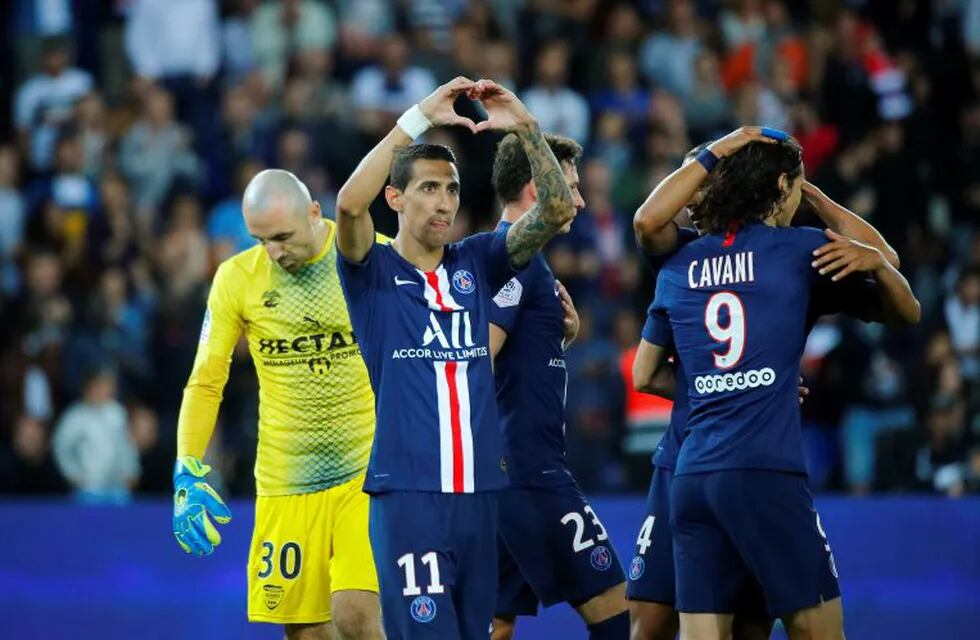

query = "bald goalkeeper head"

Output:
[[242, 169, 328, 273]]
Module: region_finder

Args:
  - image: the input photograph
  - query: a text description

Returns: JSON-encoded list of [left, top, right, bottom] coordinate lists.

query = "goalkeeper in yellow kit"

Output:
[[173, 169, 385, 640]]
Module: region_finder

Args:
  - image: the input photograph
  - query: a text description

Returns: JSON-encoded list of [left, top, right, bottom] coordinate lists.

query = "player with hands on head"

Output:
[[636, 134, 918, 640], [335, 76, 575, 640], [628, 127, 910, 640]]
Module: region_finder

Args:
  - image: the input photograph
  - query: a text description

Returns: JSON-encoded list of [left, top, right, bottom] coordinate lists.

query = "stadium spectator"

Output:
[[123, 0, 221, 141], [220, 0, 260, 85], [250, 0, 337, 90], [0, 145, 26, 295], [118, 87, 200, 214], [683, 50, 734, 142], [944, 266, 980, 381], [0, 414, 66, 494], [350, 34, 438, 137], [522, 40, 591, 143], [207, 158, 264, 264], [74, 92, 108, 180], [14, 35, 92, 171], [52, 366, 139, 503], [638, 0, 702, 98], [0, 0, 977, 499], [124, 0, 220, 83]]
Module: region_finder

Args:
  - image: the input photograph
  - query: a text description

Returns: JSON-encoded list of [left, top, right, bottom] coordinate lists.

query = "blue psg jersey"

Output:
[[640, 227, 698, 471], [639, 225, 878, 471], [489, 221, 573, 487], [650, 222, 879, 475], [337, 230, 517, 493]]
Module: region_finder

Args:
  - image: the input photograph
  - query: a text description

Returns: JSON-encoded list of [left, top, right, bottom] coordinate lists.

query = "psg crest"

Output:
[[629, 556, 645, 580], [590, 545, 612, 571], [452, 269, 476, 294], [410, 595, 437, 623]]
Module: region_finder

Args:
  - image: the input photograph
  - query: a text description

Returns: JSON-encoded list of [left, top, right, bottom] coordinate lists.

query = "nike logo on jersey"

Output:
[[394, 276, 417, 286]]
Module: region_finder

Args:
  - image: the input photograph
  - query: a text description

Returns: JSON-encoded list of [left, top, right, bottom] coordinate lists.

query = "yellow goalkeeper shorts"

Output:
[[247, 474, 378, 623]]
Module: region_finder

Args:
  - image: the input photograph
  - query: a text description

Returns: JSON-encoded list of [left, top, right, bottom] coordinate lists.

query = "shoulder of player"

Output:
[[218, 244, 266, 279]]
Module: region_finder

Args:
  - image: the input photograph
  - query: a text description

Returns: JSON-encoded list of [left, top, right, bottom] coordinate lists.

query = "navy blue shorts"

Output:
[[370, 491, 498, 639], [671, 470, 841, 617], [625, 466, 676, 604], [495, 483, 625, 616]]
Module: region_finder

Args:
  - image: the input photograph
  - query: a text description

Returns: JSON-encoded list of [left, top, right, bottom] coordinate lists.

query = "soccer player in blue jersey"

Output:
[[627, 129, 903, 640], [633, 132, 919, 640], [334, 76, 575, 639], [487, 132, 630, 640]]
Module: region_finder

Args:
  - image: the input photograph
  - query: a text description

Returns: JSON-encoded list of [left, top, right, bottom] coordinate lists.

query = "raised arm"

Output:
[[634, 126, 778, 254], [335, 77, 479, 263], [468, 80, 574, 268], [803, 181, 900, 268]]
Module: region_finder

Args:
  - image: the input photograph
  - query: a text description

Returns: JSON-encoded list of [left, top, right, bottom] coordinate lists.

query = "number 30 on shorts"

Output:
[[560, 505, 609, 553], [257, 541, 302, 580]]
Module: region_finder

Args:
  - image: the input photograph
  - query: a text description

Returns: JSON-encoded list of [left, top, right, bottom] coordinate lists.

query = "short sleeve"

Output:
[[466, 229, 518, 294], [642, 306, 673, 348], [336, 241, 385, 312], [639, 226, 699, 273], [790, 226, 831, 285], [489, 275, 526, 333]]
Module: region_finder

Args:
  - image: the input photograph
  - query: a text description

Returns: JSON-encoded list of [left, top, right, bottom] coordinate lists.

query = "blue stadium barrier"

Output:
[[1, 496, 978, 639]]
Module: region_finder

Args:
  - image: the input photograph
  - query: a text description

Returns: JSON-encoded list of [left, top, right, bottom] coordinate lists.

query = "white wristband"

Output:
[[397, 104, 433, 140]]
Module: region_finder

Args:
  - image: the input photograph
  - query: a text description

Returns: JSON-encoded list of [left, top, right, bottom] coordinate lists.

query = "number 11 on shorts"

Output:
[[397, 551, 445, 596]]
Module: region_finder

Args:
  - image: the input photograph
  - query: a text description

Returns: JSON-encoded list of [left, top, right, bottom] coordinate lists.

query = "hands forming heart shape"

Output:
[[418, 76, 536, 135]]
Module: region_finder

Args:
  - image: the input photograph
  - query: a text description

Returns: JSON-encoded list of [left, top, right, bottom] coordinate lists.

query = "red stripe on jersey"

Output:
[[444, 361, 464, 492], [425, 271, 452, 312], [722, 222, 740, 248]]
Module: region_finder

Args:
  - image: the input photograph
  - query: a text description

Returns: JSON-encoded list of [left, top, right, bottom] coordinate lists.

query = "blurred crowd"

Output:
[[0, 0, 978, 501]]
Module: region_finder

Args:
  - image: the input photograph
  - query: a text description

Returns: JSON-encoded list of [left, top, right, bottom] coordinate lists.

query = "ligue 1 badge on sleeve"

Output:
[[452, 269, 476, 295], [410, 595, 437, 623], [199, 309, 212, 343]]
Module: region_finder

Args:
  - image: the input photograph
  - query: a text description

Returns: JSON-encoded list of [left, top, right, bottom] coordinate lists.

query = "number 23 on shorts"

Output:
[[560, 506, 609, 553]]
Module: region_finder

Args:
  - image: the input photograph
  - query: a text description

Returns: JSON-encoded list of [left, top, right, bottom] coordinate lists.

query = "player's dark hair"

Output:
[[390, 144, 457, 190], [492, 133, 583, 204], [691, 138, 803, 235]]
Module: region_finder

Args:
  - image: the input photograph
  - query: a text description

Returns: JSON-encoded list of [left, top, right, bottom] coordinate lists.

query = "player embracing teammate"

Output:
[[629, 127, 919, 640]]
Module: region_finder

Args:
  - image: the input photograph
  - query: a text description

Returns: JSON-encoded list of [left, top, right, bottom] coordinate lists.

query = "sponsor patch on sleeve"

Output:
[[492, 278, 523, 308], [199, 309, 212, 343]]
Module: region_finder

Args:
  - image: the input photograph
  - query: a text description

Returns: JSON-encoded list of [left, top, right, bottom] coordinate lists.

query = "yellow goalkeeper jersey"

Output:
[[178, 219, 382, 496]]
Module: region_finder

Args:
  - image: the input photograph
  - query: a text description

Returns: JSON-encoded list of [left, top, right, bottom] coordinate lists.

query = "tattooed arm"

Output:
[[504, 122, 575, 267], [471, 79, 575, 268]]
